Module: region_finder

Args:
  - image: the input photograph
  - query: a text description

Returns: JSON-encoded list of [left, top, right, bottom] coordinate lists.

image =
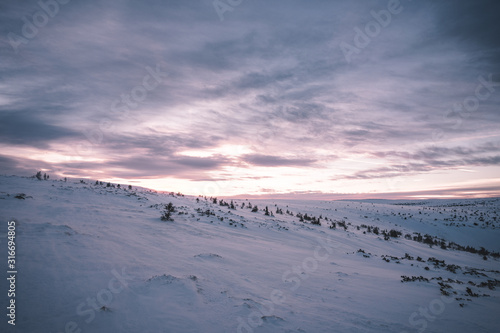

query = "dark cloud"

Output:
[[344, 142, 500, 180], [0, 155, 20, 173], [236, 71, 294, 90], [435, 0, 500, 69], [49, 153, 232, 180], [241, 154, 316, 167], [100, 133, 223, 157], [369, 142, 500, 162], [0, 110, 78, 148], [170, 155, 230, 169], [0, 154, 53, 176]]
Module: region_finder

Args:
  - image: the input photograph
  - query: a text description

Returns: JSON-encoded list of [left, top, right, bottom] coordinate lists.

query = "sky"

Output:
[[0, 0, 499, 199]]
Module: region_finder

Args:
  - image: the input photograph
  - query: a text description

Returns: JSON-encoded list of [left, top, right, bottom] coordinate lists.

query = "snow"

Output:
[[1, 175, 499, 332]]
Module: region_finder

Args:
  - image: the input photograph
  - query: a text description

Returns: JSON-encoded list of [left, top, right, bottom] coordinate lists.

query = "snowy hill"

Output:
[[1, 175, 499, 333]]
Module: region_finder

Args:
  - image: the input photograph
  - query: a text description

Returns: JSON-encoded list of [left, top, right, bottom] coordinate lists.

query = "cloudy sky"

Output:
[[1, 0, 499, 198]]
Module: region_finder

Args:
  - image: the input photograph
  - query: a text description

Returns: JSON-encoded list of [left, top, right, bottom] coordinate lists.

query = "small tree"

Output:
[[35, 171, 43, 180], [251, 205, 258, 212], [161, 202, 176, 221], [161, 210, 172, 221], [389, 229, 401, 238], [423, 235, 434, 245]]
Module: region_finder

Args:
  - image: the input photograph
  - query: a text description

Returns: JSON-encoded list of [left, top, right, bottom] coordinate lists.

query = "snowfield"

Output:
[[1, 175, 499, 333]]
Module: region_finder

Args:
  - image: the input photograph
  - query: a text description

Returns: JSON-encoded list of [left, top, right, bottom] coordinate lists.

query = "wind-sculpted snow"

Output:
[[0, 175, 499, 332]]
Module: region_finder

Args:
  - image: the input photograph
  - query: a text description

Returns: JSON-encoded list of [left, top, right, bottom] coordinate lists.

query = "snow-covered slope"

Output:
[[1, 175, 499, 333]]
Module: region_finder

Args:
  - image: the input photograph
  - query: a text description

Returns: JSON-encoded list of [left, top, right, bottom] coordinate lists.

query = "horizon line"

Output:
[[4, 173, 499, 202]]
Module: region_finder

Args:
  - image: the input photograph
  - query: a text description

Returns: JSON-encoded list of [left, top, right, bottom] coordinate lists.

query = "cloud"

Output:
[[0, 0, 499, 196], [345, 142, 500, 180], [0, 154, 53, 176], [43, 153, 232, 181], [103, 154, 230, 179], [0, 110, 79, 148], [433, 0, 500, 70], [0, 155, 20, 173], [369, 142, 500, 161], [241, 154, 316, 167], [228, 184, 500, 200]]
